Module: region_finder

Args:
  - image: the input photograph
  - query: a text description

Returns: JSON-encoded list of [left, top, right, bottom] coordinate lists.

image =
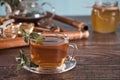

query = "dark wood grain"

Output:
[[0, 16, 120, 80]]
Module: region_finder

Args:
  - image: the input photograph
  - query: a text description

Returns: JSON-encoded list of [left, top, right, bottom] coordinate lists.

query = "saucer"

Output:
[[22, 58, 76, 74]]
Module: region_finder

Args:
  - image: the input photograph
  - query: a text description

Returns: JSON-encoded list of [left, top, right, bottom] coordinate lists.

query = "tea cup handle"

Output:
[[67, 43, 78, 61], [41, 2, 55, 20]]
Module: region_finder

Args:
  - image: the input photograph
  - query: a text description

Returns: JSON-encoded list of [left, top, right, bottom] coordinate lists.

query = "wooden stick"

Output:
[[0, 30, 89, 49], [34, 27, 50, 32], [60, 27, 68, 32], [46, 12, 88, 31], [34, 26, 68, 32], [41, 30, 89, 40]]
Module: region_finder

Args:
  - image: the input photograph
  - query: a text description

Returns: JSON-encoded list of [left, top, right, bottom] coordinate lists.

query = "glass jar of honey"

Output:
[[91, 0, 119, 33]]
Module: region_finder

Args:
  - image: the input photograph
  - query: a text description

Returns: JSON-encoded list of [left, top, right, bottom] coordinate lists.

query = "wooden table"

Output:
[[0, 16, 120, 80]]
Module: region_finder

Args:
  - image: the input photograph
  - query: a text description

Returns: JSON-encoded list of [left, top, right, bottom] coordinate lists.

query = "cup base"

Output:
[[23, 58, 76, 74]]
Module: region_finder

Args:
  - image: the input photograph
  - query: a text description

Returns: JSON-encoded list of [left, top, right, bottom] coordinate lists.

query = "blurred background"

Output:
[[0, 0, 119, 16]]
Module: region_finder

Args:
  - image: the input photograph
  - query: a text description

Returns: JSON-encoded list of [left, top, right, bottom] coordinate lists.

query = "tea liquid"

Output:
[[91, 5, 119, 33], [30, 37, 68, 69]]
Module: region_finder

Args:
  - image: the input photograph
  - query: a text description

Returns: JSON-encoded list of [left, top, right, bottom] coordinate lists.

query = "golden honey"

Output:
[[91, 4, 119, 33]]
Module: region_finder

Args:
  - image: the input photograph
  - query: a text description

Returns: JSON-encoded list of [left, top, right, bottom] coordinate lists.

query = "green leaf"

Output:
[[15, 49, 27, 71], [19, 49, 28, 64], [20, 28, 44, 43], [20, 28, 29, 43], [16, 64, 23, 71], [15, 49, 38, 71], [24, 36, 29, 43], [30, 32, 44, 42], [20, 28, 27, 36]]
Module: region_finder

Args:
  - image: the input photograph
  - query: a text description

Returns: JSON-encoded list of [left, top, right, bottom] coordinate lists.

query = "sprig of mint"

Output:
[[15, 49, 38, 71], [20, 28, 29, 43], [20, 28, 44, 43], [16, 28, 44, 71], [30, 32, 45, 42]]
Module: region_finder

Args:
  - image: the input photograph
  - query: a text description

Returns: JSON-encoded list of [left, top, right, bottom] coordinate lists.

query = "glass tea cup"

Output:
[[29, 34, 78, 74], [91, 0, 119, 33]]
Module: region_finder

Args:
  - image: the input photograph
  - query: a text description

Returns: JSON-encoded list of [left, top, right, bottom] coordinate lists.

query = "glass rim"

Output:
[[95, 0, 118, 7], [29, 35, 69, 44]]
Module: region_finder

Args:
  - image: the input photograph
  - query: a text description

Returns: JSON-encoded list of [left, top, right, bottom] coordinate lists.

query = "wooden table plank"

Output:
[[0, 16, 120, 80]]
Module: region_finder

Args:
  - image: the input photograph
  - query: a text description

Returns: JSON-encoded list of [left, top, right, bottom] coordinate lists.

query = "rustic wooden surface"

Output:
[[0, 16, 120, 80], [0, 37, 28, 49]]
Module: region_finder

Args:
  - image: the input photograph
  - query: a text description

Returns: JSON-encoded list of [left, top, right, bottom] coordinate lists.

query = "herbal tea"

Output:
[[30, 36, 68, 69], [91, 3, 119, 33]]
